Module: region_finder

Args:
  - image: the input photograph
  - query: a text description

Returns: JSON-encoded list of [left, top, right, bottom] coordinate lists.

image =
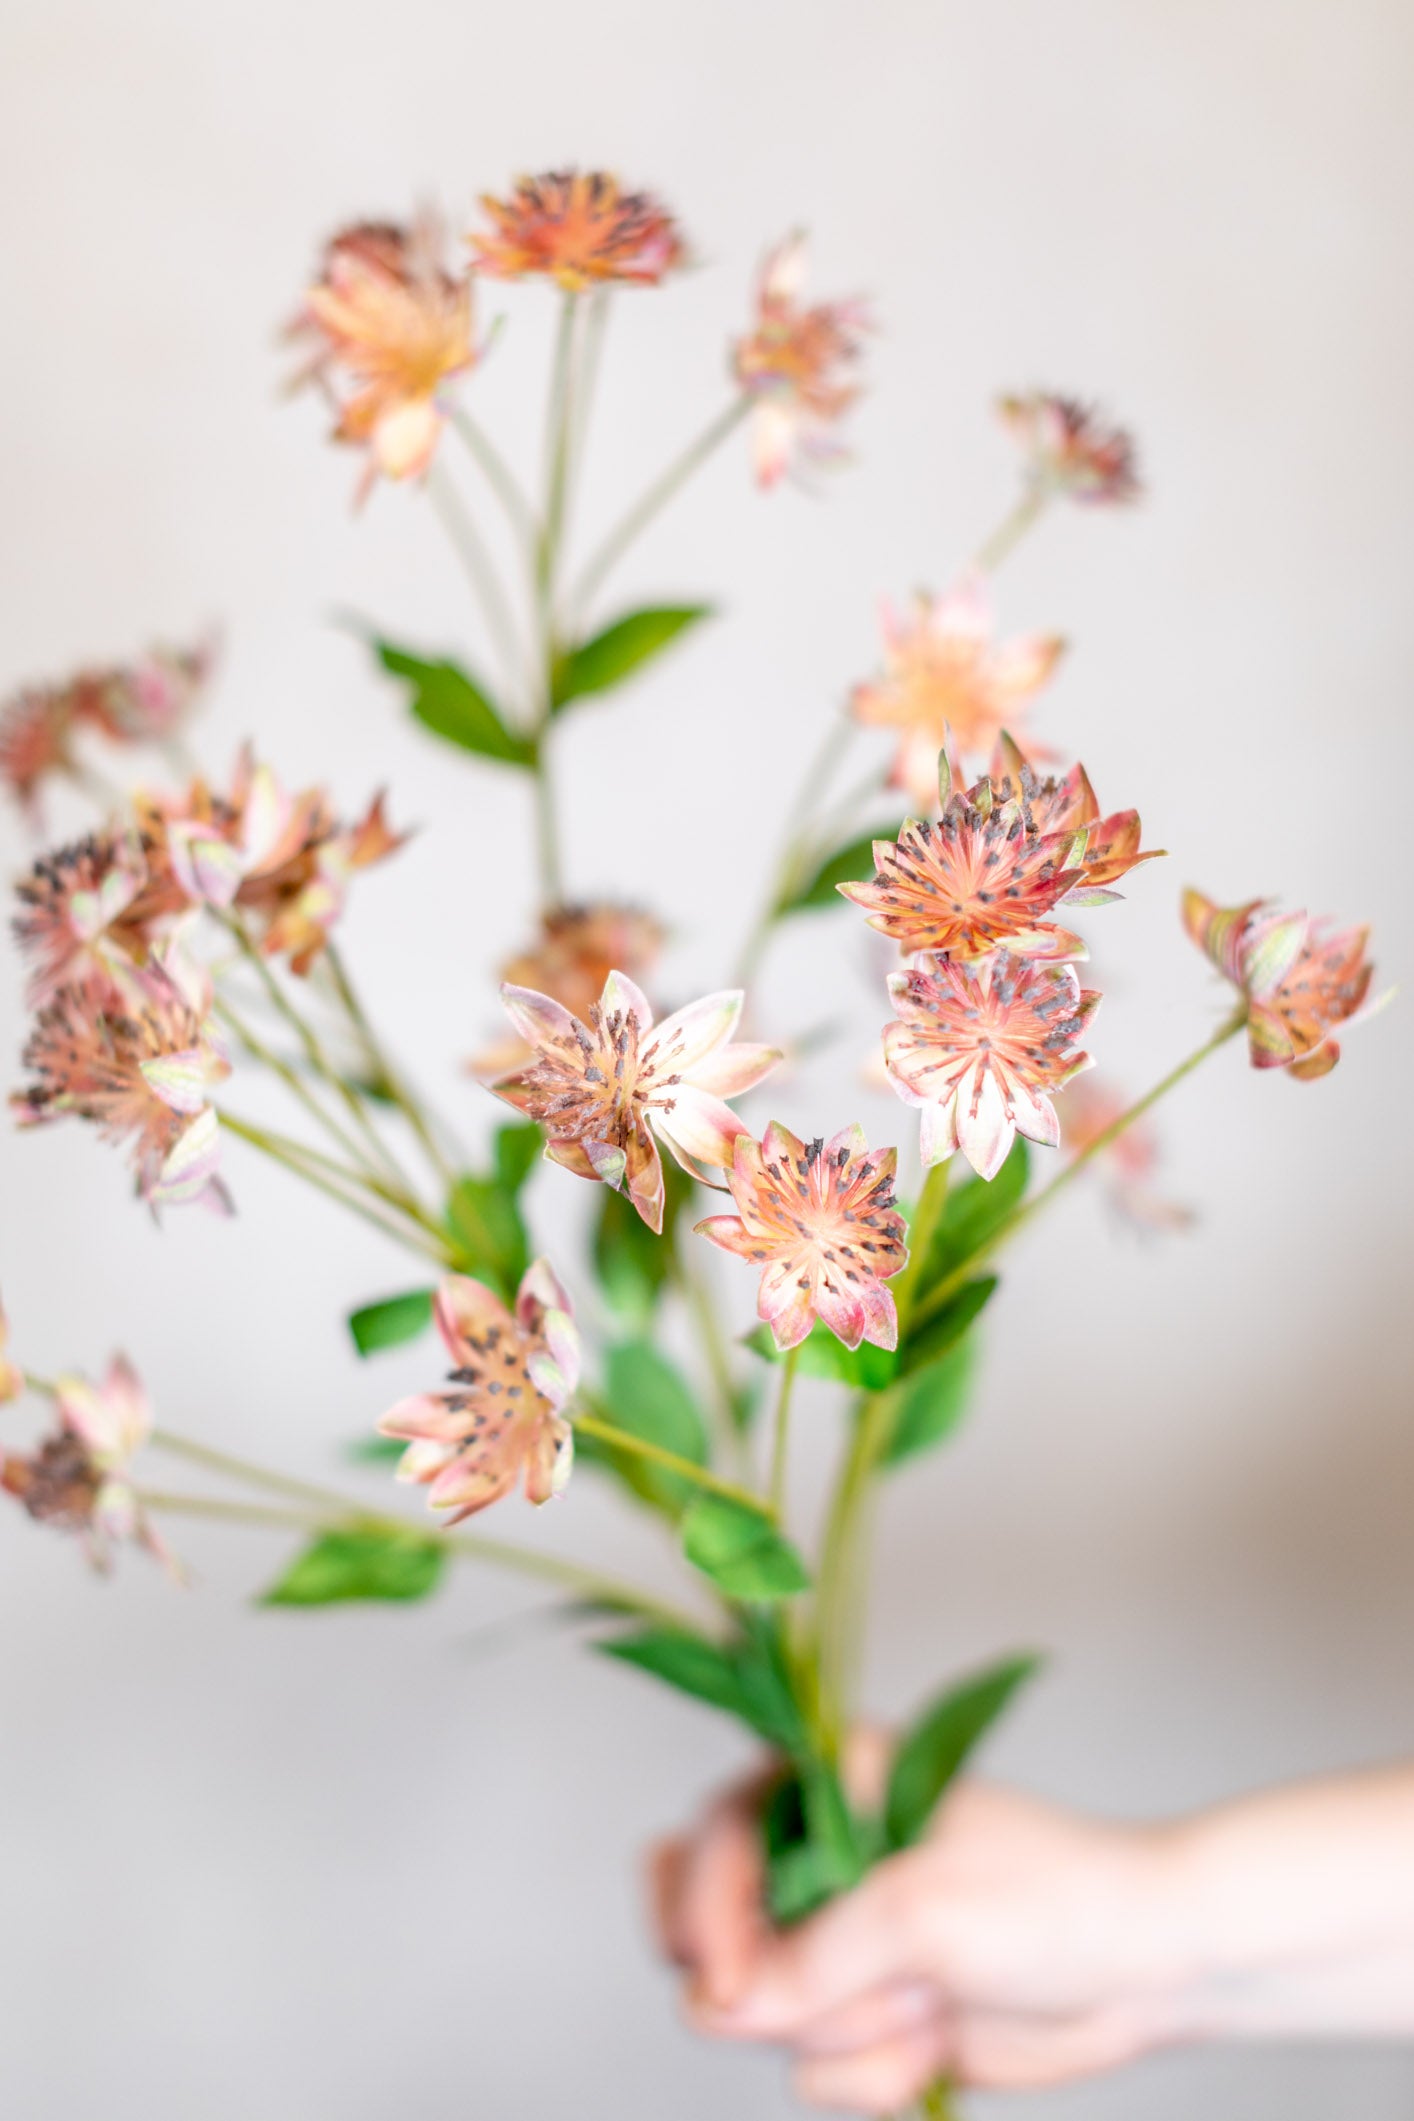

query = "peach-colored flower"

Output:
[[883, 954, 1099, 1180], [1057, 1075, 1192, 1233], [12, 830, 154, 1006], [470, 170, 685, 291], [732, 234, 870, 488], [999, 392, 1140, 506], [472, 903, 667, 1079], [0, 688, 79, 821], [379, 1264, 579, 1522], [295, 215, 476, 494], [492, 973, 779, 1233], [840, 750, 1160, 962], [1183, 889, 1388, 1079], [696, 1123, 906, 1353], [852, 575, 1064, 805], [13, 968, 231, 1209], [0, 1355, 174, 1572]]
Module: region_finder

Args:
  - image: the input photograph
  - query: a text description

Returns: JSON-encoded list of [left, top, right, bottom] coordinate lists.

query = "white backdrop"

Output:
[[1, 2, 1412, 2115]]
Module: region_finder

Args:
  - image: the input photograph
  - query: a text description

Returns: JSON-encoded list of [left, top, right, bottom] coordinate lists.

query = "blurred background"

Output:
[[1, 1, 1411, 2114]]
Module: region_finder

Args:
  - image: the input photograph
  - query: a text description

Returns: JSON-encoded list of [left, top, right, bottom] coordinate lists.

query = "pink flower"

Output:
[[883, 954, 1099, 1180], [0, 1356, 174, 1572], [851, 575, 1064, 805], [12, 967, 231, 1210], [491, 973, 780, 1233], [12, 830, 152, 1006], [998, 392, 1140, 505], [77, 638, 214, 745], [1183, 889, 1388, 1079], [696, 1123, 906, 1353], [732, 234, 870, 488], [379, 1264, 580, 1521]]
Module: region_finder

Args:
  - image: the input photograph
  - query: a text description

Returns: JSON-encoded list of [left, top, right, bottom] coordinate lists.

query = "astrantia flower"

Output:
[[0, 1356, 173, 1572], [1183, 889, 1387, 1079], [295, 215, 476, 494], [883, 954, 1098, 1180], [696, 1123, 906, 1352], [851, 575, 1064, 805], [0, 640, 214, 823], [999, 392, 1140, 506], [472, 902, 666, 1079], [470, 170, 685, 290], [13, 969, 231, 1209], [731, 234, 870, 488], [491, 973, 779, 1233], [13, 830, 152, 1006], [80, 637, 214, 745], [1058, 1075, 1191, 1234], [840, 750, 1160, 961], [379, 1264, 579, 1522]]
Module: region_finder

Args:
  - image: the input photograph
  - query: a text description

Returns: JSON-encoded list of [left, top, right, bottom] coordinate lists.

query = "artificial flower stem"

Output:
[[734, 710, 861, 988], [447, 402, 538, 550], [813, 1389, 893, 1748], [574, 1405, 774, 1519], [531, 742, 564, 907], [150, 1427, 373, 1514], [972, 479, 1053, 573], [536, 288, 580, 618], [916, 2079, 963, 2121], [215, 996, 405, 1191], [769, 1346, 801, 1517], [910, 1005, 1250, 1333], [568, 396, 750, 621], [893, 1159, 951, 1331], [670, 1245, 745, 1467], [427, 460, 529, 701], [217, 1111, 454, 1264], [322, 943, 462, 1187]]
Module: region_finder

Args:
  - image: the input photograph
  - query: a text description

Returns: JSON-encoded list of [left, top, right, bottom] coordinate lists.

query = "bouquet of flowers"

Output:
[[0, 166, 1387, 2118]]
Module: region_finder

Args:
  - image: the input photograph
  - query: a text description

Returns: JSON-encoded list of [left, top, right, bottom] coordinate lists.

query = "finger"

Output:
[[646, 1836, 692, 1968], [700, 1855, 925, 2038], [793, 2017, 952, 2114], [678, 1794, 769, 2009], [793, 1978, 942, 2059]]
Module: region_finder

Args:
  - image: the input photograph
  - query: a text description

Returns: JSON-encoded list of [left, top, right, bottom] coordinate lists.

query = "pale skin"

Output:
[[649, 1734, 1414, 2113]]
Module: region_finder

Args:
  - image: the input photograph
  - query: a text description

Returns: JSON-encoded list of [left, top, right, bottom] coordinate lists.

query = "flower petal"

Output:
[[685, 1040, 781, 1099]]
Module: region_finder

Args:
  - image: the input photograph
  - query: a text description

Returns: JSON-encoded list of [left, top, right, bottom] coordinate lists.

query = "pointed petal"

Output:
[[693, 1214, 761, 1260], [646, 989, 743, 1076], [500, 982, 578, 1051], [654, 1087, 748, 1170], [685, 1040, 781, 1099], [600, 969, 654, 1029], [758, 1256, 817, 1351], [434, 1276, 513, 1362]]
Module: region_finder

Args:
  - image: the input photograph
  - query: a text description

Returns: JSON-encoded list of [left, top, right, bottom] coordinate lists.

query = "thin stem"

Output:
[[911, 1006, 1249, 1333], [136, 1492, 332, 1532], [322, 944, 461, 1187], [447, 402, 537, 551], [150, 1427, 370, 1514], [427, 460, 528, 697], [531, 741, 564, 907], [891, 1160, 950, 1332], [768, 1347, 801, 1518], [569, 397, 750, 622], [218, 1110, 452, 1264], [917, 2080, 963, 2121], [814, 1389, 892, 1749], [971, 480, 1053, 573], [536, 289, 580, 623], [672, 1246, 743, 1464], [215, 994, 404, 1189], [733, 710, 861, 989], [574, 1405, 772, 1519]]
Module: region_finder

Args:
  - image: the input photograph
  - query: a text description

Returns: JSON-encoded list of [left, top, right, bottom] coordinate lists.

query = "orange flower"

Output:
[[471, 903, 666, 1079], [470, 171, 685, 290], [732, 234, 870, 488], [1183, 890, 1388, 1079], [999, 392, 1140, 505], [840, 747, 1161, 962], [696, 1123, 906, 1352], [295, 215, 476, 494], [852, 576, 1064, 805]]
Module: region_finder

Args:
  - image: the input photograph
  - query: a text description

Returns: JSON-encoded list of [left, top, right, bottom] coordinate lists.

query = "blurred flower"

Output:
[[696, 1122, 906, 1352], [883, 954, 1098, 1180], [851, 576, 1064, 805], [1057, 1075, 1192, 1233], [840, 750, 1160, 961], [0, 1296, 23, 1405], [0, 640, 214, 824], [998, 392, 1140, 505], [379, 1263, 579, 1521], [470, 170, 685, 290], [1183, 889, 1388, 1079], [12, 830, 152, 1006], [0, 688, 80, 821], [0, 1355, 173, 1572], [731, 234, 870, 488], [471, 902, 666, 1078], [492, 973, 779, 1233], [13, 968, 231, 1210], [294, 215, 476, 494]]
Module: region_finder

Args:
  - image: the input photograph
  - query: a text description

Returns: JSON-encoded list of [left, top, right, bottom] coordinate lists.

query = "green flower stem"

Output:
[[574, 1404, 774, 1519], [910, 1004, 1249, 1335], [427, 458, 528, 701], [217, 1110, 454, 1265], [536, 289, 581, 622], [447, 402, 537, 551], [671, 1243, 745, 1468], [215, 995, 405, 1191], [20, 1370, 57, 1398], [813, 1388, 892, 1751], [891, 1159, 951, 1332], [769, 1346, 801, 1518], [917, 2080, 963, 2121], [322, 943, 462, 1188], [972, 479, 1053, 573], [569, 395, 750, 623]]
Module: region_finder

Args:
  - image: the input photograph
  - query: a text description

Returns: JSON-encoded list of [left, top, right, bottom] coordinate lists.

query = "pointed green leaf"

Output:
[[374, 640, 536, 767], [743, 1318, 899, 1391], [261, 1527, 447, 1607], [601, 1626, 758, 1723], [777, 822, 908, 917], [577, 1342, 709, 1515], [884, 1654, 1042, 1850], [880, 1331, 979, 1467], [682, 1494, 811, 1601], [899, 1275, 997, 1374], [551, 604, 713, 711], [445, 1175, 529, 1302], [347, 1288, 436, 1357]]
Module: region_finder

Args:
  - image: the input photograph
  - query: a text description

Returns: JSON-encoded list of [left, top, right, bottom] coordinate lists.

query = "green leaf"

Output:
[[682, 1494, 811, 1602], [492, 1120, 542, 1196], [374, 640, 536, 767], [761, 1763, 867, 1924], [880, 1331, 979, 1467], [777, 822, 907, 917], [261, 1527, 447, 1608], [445, 1174, 529, 1302], [346, 1288, 435, 1357], [578, 1342, 709, 1515], [884, 1654, 1042, 1850], [590, 1157, 693, 1328], [744, 1318, 899, 1392], [346, 1435, 405, 1465], [552, 604, 712, 711], [899, 1275, 998, 1374], [919, 1139, 1030, 1288], [601, 1616, 810, 1755]]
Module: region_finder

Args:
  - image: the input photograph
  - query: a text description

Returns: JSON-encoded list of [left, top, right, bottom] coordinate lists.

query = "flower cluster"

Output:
[[0, 636, 212, 822]]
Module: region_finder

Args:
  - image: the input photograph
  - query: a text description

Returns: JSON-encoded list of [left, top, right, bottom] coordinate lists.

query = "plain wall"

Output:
[[1, 1, 1412, 2114]]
